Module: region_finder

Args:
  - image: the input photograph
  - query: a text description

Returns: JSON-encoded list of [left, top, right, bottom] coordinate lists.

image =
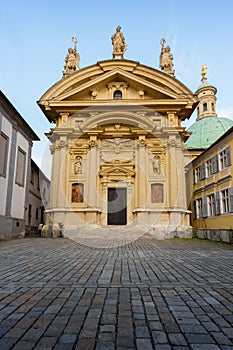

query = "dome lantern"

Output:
[[195, 65, 217, 121]]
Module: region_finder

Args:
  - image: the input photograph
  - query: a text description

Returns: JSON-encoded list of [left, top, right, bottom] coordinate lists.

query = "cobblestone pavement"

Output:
[[0, 235, 233, 350]]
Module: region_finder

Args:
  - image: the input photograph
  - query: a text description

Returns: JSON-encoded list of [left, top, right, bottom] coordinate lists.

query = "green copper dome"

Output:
[[196, 81, 216, 92], [186, 116, 233, 149]]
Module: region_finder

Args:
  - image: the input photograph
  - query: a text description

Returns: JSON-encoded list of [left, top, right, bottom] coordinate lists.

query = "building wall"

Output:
[[0, 91, 39, 240], [187, 127, 233, 241], [11, 132, 30, 219], [26, 160, 50, 235], [0, 115, 12, 215]]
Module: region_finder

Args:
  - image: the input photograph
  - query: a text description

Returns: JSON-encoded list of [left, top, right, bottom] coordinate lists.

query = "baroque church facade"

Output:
[[38, 27, 198, 238]]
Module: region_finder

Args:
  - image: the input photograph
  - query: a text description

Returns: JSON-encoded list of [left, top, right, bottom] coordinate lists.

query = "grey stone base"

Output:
[[193, 228, 233, 244], [0, 216, 25, 240], [147, 225, 193, 239]]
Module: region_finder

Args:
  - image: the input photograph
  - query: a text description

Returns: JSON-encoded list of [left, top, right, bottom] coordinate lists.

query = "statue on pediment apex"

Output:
[[111, 25, 127, 59]]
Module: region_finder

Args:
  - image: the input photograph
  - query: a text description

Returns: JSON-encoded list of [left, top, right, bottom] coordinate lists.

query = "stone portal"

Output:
[[107, 188, 127, 225]]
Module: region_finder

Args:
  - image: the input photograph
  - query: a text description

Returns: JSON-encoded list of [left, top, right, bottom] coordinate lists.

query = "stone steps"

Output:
[[64, 225, 147, 248]]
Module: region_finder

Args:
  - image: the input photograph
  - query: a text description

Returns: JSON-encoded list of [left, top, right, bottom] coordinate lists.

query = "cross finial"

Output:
[[72, 36, 78, 52]]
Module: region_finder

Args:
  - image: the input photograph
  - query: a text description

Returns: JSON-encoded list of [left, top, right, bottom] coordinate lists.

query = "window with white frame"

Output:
[[15, 147, 26, 186], [194, 167, 201, 183], [195, 198, 202, 219], [221, 189, 229, 213], [219, 146, 231, 170], [207, 194, 215, 217], [219, 149, 228, 170], [206, 159, 212, 177]]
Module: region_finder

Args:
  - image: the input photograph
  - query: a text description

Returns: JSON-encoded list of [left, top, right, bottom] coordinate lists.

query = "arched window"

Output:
[[203, 103, 207, 112], [113, 90, 122, 100]]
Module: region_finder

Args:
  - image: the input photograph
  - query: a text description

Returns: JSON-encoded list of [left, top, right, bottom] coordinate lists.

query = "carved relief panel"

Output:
[[100, 138, 135, 164]]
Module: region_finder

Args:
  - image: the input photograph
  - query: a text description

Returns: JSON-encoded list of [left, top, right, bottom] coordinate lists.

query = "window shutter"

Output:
[[212, 196, 216, 216], [229, 187, 233, 213], [202, 197, 208, 217], [225, 146, 232, 167], [193, 169, 196, 184], [215, 192, 220, 215], [211, 157, 215, 173], [200, 163, 206, 180], [193, 201, 197, 220], [211, 155, 218, 174]]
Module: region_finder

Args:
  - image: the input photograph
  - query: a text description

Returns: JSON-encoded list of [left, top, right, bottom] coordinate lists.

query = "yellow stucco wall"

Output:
[[187, 127, 233, 229]]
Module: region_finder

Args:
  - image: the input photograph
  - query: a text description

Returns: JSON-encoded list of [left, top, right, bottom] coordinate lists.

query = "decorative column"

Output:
[[57, 138, 68, 208], [49, 142, 59, 209], [87, 136, 98, 207], [137, 136, 147, 208], [168, 138, 178, 208], [176, 142, 187, 209]]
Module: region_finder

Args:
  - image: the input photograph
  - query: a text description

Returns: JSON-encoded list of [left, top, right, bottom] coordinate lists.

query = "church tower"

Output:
[[186, 66, 233, 150], [196, 65, 217, 120]]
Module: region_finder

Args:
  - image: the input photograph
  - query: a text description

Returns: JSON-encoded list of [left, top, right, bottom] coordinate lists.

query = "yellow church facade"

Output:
[[38, 29, 198, 238]]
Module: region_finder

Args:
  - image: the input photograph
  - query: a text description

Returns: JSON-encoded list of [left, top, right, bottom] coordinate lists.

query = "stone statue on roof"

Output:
[[201, 64, 208, 83], [159, 38, 175, 77], [63, 37, 80, 77], [111, 25, 127, 59]]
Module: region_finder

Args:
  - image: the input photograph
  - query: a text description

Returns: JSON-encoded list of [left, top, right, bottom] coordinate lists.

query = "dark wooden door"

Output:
[[107, 188, 127, 225]]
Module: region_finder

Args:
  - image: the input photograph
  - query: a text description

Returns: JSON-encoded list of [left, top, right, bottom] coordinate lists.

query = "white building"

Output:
[[0, 91, 39, 239]]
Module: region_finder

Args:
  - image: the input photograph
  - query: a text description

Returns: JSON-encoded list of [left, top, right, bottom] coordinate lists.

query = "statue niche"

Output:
[[152, 155, 161, 174], [74, 156, 82, 174]]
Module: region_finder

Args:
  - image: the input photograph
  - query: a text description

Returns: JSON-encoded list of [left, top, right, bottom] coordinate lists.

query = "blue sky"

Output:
[[1, 0, 233, 177]]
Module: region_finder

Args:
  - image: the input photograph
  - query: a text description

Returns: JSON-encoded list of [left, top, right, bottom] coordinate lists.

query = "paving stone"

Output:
[[36, 336, 57, 347], [135, 325, 150, 338], [168, 332, 188, 345], [75, 338, 95, 350], [0, 337, 17, 350], [185, 333, 215, 344], [98, 332, 115, 342], [11, 340, 36, 349], [151, 331, 168, 344], [211, 332, 233, 345], [96, 342, 115, 350], [0, 236, 233, 349], [190, 345, 221, 350], [154, 346, 172, 350], [136, 338, 153, 350], [99, 325, 115, 332], [53, 344, 73, 350]]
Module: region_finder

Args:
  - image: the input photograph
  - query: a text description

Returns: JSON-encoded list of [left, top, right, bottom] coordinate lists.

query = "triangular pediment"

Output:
[[38, 59, 198, 122], [99, 162, 135, 178], [57, 67, 178, 102]]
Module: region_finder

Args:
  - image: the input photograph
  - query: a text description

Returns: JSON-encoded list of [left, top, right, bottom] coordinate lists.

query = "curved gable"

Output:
[[38, 59, 197, 122]]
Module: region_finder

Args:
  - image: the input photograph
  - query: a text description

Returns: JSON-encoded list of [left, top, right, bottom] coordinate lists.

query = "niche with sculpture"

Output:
[[74, 156, 82, 174]]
